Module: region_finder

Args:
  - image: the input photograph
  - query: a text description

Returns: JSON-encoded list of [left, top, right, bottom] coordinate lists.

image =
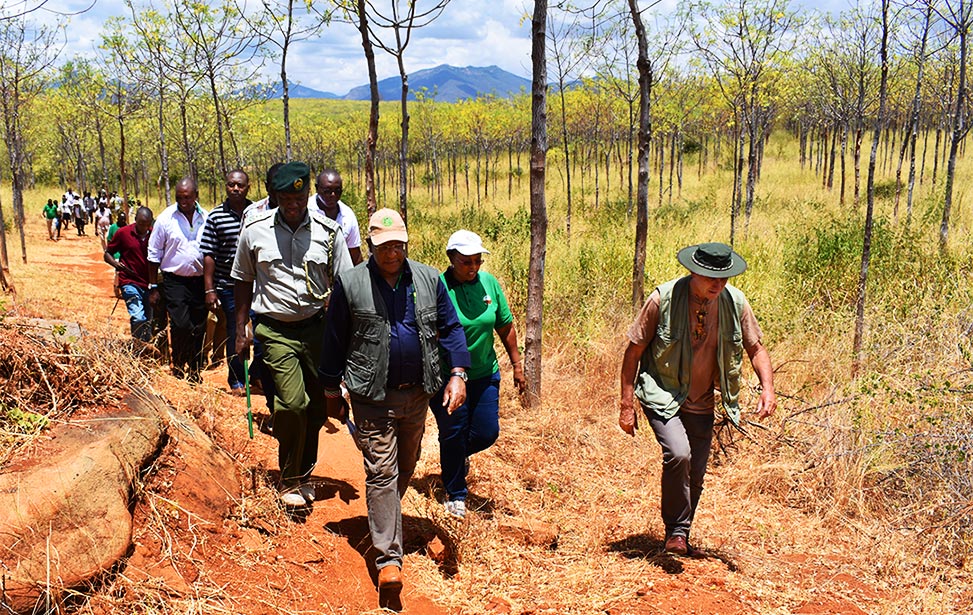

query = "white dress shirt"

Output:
[[148, 203, 208, 276]]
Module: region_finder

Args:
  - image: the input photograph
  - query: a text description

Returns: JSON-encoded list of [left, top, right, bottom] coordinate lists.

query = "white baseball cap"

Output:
[[446, 229, 490, 255]]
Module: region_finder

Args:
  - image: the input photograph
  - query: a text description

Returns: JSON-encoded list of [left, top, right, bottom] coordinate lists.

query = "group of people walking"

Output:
[[98, 161, 525, 595], [43, 187, 132, 242], [94, 161, 778, 598]]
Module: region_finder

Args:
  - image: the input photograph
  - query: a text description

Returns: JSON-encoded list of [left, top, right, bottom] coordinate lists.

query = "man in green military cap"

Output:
[[619, 242, 777, 556], [231, 161, 354, 507]]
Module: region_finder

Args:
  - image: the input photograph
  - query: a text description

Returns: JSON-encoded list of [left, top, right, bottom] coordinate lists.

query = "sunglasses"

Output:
[[318, 187, 342, 196]]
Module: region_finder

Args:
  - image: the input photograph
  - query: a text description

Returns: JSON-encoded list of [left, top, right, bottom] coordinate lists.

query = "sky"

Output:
[[41, 0, 848, 97]]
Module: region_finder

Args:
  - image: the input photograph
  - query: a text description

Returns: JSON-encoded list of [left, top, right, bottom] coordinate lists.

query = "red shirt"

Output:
[[106, 223, 152, 288]]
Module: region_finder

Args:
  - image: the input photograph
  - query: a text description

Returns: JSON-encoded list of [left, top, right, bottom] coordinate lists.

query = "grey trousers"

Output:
[[351, 387, 430, 570], [646, 410, 715, 541]]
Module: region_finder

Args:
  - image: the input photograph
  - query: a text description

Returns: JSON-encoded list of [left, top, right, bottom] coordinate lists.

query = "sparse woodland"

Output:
[[2, 0, 973, 612]]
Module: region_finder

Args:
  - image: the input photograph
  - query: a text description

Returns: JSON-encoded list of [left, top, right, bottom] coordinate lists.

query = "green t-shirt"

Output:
[[441, 269, 513, 381], [43, 204, 59, 220]]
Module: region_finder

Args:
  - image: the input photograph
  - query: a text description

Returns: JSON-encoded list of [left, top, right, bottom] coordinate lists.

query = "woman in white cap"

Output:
[[431, 229, 526, 519]]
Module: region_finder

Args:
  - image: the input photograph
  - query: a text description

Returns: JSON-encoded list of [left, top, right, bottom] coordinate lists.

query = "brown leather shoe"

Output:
[[664, 535, 688, 556], [378, 565, 403, 590]]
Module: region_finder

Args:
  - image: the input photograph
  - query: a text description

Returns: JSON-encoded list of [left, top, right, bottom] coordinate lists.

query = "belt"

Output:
[[392, 382, 419, 390], [257, 311, 325, 330]]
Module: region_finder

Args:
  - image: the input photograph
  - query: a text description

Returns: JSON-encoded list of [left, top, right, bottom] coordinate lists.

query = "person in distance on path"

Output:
[[619, 242, 777, 556]]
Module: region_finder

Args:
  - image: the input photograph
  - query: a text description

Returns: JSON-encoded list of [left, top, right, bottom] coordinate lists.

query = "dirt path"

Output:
[[14, 216, 944, 615], [40, 228, 450, 614]]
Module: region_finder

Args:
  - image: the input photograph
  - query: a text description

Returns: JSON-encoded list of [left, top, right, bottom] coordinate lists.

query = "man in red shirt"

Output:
[[105, 207, 155, 342]]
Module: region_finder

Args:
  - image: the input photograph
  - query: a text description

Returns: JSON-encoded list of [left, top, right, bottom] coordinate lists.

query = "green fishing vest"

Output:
[[339, 259, 443, 400], [634, 276, 747, 425]]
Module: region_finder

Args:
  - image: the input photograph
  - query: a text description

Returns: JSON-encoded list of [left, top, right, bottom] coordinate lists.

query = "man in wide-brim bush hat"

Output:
[[619, 242, 777, 556]]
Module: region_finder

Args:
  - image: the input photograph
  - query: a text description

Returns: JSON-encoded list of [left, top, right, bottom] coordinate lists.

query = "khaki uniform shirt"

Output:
[[231, 208, 353, 322]]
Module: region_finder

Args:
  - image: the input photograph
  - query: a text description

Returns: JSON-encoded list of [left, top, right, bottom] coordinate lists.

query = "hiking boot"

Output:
[[280, 490, 306, 507], [664, 535, 688, 556], [444, 500, 466, 519], [378, 565, 403, 590]]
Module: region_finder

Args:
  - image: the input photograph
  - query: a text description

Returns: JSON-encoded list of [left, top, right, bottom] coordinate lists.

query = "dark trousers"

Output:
[[430, 370, 501, 501], [647, 410, 715, 541], [162, 273, 207, 381]]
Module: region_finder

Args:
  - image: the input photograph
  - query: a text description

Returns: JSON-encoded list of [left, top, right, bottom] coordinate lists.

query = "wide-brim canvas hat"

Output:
[[677, 242, 747, 278]]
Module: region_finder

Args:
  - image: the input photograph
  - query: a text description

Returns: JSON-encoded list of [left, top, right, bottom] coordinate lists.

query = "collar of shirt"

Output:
[[220, 198, 251, 217], [444, 267, 479, 287], [367, 256, 412, 288], [272, 208, 311, 230]]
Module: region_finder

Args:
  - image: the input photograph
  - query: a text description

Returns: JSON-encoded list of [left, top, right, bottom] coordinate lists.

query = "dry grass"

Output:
[[4, 137, 973, 613]]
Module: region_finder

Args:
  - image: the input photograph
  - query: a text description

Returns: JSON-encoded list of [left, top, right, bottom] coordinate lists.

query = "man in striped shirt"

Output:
[[201, 169, 252, 394]]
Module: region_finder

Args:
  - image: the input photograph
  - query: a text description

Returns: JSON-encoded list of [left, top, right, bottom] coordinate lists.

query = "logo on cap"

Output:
[[294, 178, 304, 190], [382, 216, 394, 227]]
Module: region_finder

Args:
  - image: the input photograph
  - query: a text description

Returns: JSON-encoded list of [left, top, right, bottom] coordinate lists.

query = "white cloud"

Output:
[[46, 0, 854, 96]]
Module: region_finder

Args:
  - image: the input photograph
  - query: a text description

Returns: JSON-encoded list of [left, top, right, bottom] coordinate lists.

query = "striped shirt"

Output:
[[200, 200, 249, 290]]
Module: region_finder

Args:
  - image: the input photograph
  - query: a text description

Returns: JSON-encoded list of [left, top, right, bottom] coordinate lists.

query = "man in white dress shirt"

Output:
[[311, 169, 362, 265], [147, 177, 209, 383]]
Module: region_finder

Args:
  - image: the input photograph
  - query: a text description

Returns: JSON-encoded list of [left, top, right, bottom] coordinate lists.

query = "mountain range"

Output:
[[266, 64, 531, 103]]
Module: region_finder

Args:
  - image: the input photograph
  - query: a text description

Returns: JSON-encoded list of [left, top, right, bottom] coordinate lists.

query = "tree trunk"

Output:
[[853, 0, 890, 375], [357, 0, 379, 215], [396, 48, 410, 225], [628, 0, 652, 308], [940, 0, 969, 251], [525, 0, 548, 408]]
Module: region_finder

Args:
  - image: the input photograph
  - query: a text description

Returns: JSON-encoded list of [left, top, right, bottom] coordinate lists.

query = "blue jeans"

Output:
[[218, 287, 245, 388], [120, 284, 153, 342], [430, 370, 501, 501]]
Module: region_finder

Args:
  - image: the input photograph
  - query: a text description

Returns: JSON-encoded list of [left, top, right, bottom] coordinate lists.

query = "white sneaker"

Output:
[[299, 483, 316, 502], [444, 500, 466, 519], [280, 491, 306, 507]]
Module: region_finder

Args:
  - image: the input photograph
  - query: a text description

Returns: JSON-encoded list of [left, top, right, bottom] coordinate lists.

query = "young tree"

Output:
[[937, 0, 971, 249], [688, 0, 800, 243], [526, 0, 549, 407], [359, 0, 450, 225], [897, 1, 934, 224], [624, 0, 678, 306], [547, 3, 590, 242], [0, 15, 61, 264], [173, 0, 262, 175], [240, 0, 330, 162], [853, 0, 891, 375]]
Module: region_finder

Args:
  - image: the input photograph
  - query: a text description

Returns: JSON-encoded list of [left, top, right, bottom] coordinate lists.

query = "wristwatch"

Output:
[[450, 370, 468, 382]]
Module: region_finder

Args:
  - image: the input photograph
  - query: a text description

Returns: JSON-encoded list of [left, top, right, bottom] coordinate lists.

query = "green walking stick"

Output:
[[244, 358, 254, 439]]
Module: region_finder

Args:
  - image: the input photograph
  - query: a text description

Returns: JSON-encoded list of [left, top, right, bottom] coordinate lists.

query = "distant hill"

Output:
[[263, 82, 340, 99], [343, 64, 531, 103]]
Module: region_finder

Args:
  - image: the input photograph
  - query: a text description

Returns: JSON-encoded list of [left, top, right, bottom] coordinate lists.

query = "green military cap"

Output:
[[271, 161, 311, 193]]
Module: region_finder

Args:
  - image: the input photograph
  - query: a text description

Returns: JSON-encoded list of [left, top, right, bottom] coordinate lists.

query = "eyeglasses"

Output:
[[317, 187, 342, 196], [373, 242, 405, 254]]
